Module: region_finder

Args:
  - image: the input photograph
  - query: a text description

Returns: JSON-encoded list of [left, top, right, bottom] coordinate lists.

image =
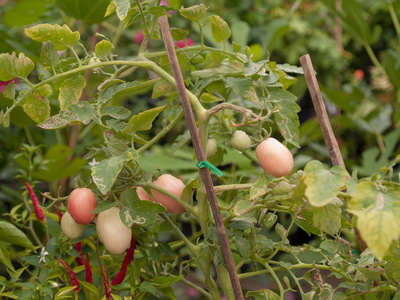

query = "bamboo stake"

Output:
[[300, 54, 367, 252], [158, 15, 244, 300]]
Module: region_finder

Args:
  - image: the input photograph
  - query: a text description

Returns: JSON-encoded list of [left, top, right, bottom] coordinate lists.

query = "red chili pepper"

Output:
[[75, 242, 84, 266], [102, 264, 113, 299], [57, 258, 80, 293], [84, 253, 93, 284], [111, 234, 135, 285], [24, 182, 45, 222], [55, 208, 63, 224]]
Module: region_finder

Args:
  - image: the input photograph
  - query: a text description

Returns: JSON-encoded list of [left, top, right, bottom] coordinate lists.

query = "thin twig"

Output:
[[158, 15, 244, 300]]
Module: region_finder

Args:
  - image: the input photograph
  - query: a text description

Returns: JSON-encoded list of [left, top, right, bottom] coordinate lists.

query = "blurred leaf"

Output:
[[171, 28, 189, 41], [113, 0, 131, 20], [382, 49, 400, 88], [303, 160, 349, 207], [90, 201, 118, 214], [179, 4, 207, 23], [80, 281, 100, 299], [56, 0, 110, 24], [0, 220, 35, 250], [169, 130, 191, 156], [25, 24, 80, 51], [0, 52, 34, 81], [246, 289, 280, 300], [231, 19, 250, 48], [124, 105, 165, 134], [210, 15, 231, 42], [235, 231, 252, 258], [58, 75, 86, 110], [91, 149, 138, 194], [2, 0, 52, 26], [0, 243, 15, 271], [40, 42, 60, 71], [47, 216, 62, 241], [348, 181, 400, 260], [192, 61, 243, 78], [95, 40, 113, 57]]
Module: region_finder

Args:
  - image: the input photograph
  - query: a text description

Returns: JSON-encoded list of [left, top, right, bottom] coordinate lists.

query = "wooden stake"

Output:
[[300, 54, 367, 252], [158, 15, 244, 300]]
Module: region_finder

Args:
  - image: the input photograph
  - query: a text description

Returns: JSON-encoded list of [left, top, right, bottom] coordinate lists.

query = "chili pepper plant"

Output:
[[1, 1, 400, 300]]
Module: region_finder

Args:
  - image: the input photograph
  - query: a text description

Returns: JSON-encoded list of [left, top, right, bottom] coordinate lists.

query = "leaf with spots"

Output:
[[312, 204, 341, 236], [91, 148, 138, 194], [348, 181, 400, 260], [226, 77, 259, 104], [58, 75, 86, 110], [21, 84, 52, 123], [269, 88, 300, 148], [0, 52, 35, 81]]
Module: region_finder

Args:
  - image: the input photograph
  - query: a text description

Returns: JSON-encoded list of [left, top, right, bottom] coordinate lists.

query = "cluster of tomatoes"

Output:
[[61, 135, 293, 255]]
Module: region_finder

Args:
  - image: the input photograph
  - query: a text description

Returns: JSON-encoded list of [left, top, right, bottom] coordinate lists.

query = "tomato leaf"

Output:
[[58, 75, 86, 110], [245, 289, 280, 300], [25, 24, 80, 51], [179, 4, 207, 23], [112, 0, 130, 20], [95, 40, 113, 57], [312, 204, 342, 236], [120, 188, 165, 227], [226, 77, 259, 104], [90, 201, 118, 214], [40, 42, 60, 70], [303, 160, 349, 207], [210, 15, 231, 42], [0, 220, 35, 250], [21, 84, 52, 123], [0, 52, 34, 81], [91, 149, 138, 194], [0, 243, 15, 271], [124, 106, 165, 134], [348, 181, 400, 260]]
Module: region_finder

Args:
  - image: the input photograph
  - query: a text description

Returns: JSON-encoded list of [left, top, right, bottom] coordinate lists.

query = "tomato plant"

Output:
[[1, 1, 400, 300]]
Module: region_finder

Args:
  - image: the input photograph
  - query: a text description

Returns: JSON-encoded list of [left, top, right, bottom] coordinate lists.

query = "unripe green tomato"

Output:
[[206, 138, 217, 157], [68, 188, 97, 225], [230, 130, 251, 151], [96, 207, 132, 255], [256, 137, 294, 177], [61, 211, 84, 239], [88, 57, 101, 72], [150, 174, 186, 215]]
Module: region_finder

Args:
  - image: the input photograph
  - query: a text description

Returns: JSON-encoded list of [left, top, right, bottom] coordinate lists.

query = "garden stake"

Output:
[[158, 15, 244, 300], [300, 54, 368, 252]]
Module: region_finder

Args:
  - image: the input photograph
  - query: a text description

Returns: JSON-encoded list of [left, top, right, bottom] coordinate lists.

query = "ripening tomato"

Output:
[[68, 188, 97, 225], [136, 187, 152, 201], [96, 207, 132, 255], [60, 211, 84, 239], [255, 137, 294, 177], [150, 174, 186, 215], [230, 130, 251, 152]]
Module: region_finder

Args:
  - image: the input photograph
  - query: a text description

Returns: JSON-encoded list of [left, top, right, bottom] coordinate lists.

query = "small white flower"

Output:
[[38, 247, 49, 264], [89, 158, 99, 168]]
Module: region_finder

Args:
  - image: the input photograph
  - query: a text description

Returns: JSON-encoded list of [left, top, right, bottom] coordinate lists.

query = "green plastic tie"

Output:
[[196, 161, 223, 177]]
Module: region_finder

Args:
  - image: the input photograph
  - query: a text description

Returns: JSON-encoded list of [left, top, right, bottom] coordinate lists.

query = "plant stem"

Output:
[[180, 276, 213, 300], [387, 0, 400, 39], [214, 183, 254, 194]]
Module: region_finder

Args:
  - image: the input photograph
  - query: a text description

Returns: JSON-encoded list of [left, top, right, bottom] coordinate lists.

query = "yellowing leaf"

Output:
[[25, 23, 80, 51], [348, 182, 400, 260], [303, 160, 349, 207], [211, 15, 231, 42], [58, 75, 86, 110], [22, 84, 52, 123], [0, 52, 34, 81]]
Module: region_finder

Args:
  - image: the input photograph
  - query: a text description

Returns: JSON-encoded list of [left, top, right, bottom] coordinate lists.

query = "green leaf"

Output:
[[47, 216, 62, 240], [0, 220, 35, 250], [103, 106, 131, 119], [211, 15, 231, 42], [246, 289, 280, 300], [179, 4, 207, 23], [200, 92, 222, 103], [348, 182, 400, 260], [169, 130, 191, 156], [21, 84, 52, 124], [226, 77, 259, 104], [269, 88, 300, 148], [58, 75, 86, 110], [295, 203, 324, 236], [112, 0, 130, 20], [91, 149, 138, 194], [106, 138, 128, 156], [152, 275, 183, 287], [80, 281, 100, 300], [90, 201, 118, 214], [120, 188, 166, 227], [0, 52, 34, 81], [313, 204, 341, 236], [171, 28, 189, 41], [124, 105, 165, 134], [192, 61, 243, 78], [235, 232, 252, 258], [138, 282, 159, 297], [25, 24, 80, 51], [0, 242, 15, 271], [95, 40, 113, 57], [2, 0, 53, 27], [101, 80, 157, 103], [303, 160, 349, 207], [3, 80, 15, 100], [40, 42, 60, 71], [55, 0, 110, 24]]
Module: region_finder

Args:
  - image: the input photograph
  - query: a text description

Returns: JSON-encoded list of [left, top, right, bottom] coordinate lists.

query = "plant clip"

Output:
[[196, 161, 223, 177]]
